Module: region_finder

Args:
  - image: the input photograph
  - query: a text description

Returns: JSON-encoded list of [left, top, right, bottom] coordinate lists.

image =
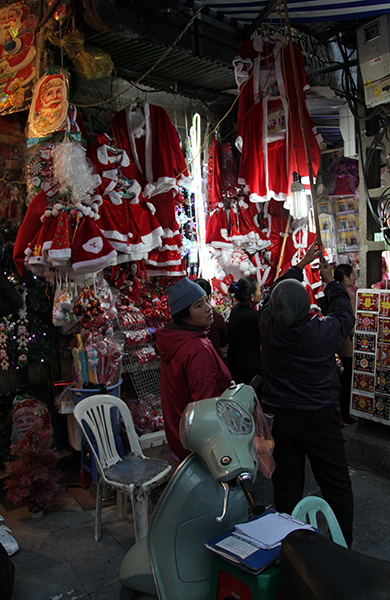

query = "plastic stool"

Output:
[[291, 496, 347, 547], [209, 554, 285, 600]]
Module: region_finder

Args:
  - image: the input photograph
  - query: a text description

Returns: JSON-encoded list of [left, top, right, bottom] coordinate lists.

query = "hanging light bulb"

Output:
[[290, 172, 308, 219]]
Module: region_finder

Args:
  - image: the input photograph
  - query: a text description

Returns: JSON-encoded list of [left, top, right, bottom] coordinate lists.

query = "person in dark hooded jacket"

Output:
[[260, 242, 355, 547], [155, 278, 232, 462]]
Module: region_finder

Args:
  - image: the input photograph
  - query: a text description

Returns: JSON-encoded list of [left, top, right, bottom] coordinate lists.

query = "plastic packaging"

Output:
[[252, 401, 276, 479], [50, 29, 114, 80]]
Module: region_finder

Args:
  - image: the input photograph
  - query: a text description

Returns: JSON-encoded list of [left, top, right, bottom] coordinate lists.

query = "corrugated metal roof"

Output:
[[86, 32, 237, 102], [186, 0, 390, 27]]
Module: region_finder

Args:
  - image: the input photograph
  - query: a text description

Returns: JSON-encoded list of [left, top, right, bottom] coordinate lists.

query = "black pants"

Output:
[[263, 405, 354, 548], [0, 542, 15, 600], [339, 355, 353, 421]]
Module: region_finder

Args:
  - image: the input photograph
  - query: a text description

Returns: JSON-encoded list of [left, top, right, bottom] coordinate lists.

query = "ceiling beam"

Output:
[[242, 0, 277, 41], [117, 67, 234, 104]]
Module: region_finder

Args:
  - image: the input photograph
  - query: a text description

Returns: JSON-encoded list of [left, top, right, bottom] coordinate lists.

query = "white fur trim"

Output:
[[72, 250, 117, 273], [108, 190, 123, 205], [146, 258, 183, 266], [146, 268, 186, 277], [101, 229, 129, 242]]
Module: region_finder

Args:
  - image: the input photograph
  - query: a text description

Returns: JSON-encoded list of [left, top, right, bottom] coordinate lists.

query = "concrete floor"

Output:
[[2, 446, 390, 600]]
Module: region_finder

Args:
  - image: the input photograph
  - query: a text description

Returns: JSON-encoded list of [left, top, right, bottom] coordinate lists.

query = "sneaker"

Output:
[[0, 524, 19, 556]]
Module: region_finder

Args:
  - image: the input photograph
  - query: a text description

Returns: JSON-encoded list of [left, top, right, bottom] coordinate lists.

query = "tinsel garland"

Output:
[[0, 318, 9, 370], [16, 317, 29, 368]]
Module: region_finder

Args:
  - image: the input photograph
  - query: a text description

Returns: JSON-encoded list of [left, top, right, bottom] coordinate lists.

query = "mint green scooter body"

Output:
[[120, 454, 249, 599], [120, 384, 259, 599]]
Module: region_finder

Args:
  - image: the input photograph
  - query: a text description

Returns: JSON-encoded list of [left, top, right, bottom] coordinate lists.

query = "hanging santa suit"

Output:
[[112, 101, 189, 276], [206, 203, 231, 248], [88, 134, 164, 265], [248, 199, 290, 289], [208, 133, 224, 212], [233, 35, 322, 202], [278, 225, 325, 307], [236, 199, 270, 253]]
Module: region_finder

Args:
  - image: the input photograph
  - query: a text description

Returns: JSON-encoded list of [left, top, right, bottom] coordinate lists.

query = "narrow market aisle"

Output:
[[1, 455, 390, 600], [0, 472, 135, 600]]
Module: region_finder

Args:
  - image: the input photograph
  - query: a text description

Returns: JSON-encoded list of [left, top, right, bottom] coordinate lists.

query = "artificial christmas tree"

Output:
[[5, 420, 63, 516]]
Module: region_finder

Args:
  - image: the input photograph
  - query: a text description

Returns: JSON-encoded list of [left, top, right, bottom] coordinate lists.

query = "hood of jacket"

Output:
[[155, 322, 208, 364]]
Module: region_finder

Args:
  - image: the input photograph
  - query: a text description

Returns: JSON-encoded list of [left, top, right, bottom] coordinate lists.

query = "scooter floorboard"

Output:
[[120, 587, 157, 600]]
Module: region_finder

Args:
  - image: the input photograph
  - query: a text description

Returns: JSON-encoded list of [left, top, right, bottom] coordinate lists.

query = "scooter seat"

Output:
[[279, 529, 390, 600]]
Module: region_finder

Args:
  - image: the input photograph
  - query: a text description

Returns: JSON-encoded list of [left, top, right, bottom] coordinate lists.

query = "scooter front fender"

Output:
[[120, 453, 249, 600]]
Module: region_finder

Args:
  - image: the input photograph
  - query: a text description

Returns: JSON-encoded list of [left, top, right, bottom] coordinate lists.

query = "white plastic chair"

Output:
[[292, 495, 347, 547], [73, 394, 172, 542]]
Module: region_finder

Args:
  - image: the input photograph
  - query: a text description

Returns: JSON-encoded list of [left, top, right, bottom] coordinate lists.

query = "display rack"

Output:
[[318, 194, 359, 276], [115, 311, 161, 403]]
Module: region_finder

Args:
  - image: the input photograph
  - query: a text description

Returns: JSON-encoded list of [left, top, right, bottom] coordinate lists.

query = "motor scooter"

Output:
[[279, 528, 390, 600], [120, 382, 265, 600]]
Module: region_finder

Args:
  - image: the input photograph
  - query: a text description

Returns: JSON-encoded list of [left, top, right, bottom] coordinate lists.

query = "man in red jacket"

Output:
[[155, 278, 232, 462]]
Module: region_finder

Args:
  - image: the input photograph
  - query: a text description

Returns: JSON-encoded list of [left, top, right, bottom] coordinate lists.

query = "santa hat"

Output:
[[25, 214, 51, 269], [48, 209, 72, 265], [13, 190, 47, 275], [212, 273, 234, 295], [206, 205, 231, 248], [71, 216, 117, 272]]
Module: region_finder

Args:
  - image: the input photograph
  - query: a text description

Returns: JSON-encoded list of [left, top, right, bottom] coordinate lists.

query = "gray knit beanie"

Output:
[[269, 279, 310, 328], [166, 277, 206, 315]]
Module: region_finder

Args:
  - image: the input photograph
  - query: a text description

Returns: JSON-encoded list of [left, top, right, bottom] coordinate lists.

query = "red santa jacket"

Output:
[[155, 322, 232, 460], [233, 35, 322, 202]]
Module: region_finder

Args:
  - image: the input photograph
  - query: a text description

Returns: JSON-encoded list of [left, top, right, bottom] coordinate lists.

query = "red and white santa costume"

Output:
[[278, 225, 325, 307], [248, 199, 288, 288], [14, 191, 117, 277], [233, 35, 322, 202], [206, 203, 231, 249], [88, 134, 164, 265], [112, 101, 189, 276]]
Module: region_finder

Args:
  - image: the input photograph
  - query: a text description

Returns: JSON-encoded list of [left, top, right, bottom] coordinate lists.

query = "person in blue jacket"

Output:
[[260, 242, 355, 547]]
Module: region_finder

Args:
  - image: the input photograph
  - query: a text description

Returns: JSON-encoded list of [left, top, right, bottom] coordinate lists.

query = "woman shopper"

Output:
[[227, 277, 262, 391], [155, 278, 232, 463], [193, 277, 228, 360]]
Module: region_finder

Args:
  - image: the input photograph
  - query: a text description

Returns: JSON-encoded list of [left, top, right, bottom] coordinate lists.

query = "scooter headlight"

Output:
[[179, 402, 196, 449]]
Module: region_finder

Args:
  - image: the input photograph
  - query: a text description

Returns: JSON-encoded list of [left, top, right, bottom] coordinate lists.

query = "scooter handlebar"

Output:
[[237, 473, 265, 516]]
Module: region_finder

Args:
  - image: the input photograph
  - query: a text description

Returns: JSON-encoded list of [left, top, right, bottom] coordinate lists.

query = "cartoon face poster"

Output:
[[0, 1, 37, 113], [28, 71, 69, 138]]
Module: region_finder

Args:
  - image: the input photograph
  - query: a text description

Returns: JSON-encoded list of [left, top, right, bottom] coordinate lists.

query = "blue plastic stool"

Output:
[[71, 380, 123, 484]]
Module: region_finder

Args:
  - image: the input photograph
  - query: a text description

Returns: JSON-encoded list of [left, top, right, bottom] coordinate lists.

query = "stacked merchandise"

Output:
[[351, 290, 390, 424]]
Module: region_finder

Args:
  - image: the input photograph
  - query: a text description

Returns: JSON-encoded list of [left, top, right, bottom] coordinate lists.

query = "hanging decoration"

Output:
[[0, 1, 37, 114], [16, 291, 29, 368], [28, 71, 69, 138], [0, 317, 9, 370]]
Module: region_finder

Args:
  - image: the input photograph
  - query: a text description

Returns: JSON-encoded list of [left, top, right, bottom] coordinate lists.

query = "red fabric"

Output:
[[88, 133, 163, 260], [205, 206, 231, 247], [233, 36, 321, 202], [111, 103, 187, 271], [210, 134, 223, 210], [111, 102, 188, 193], [278, 226, 325, 305], [155, 325, 232, 459], [13, 190, 47, 275]]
